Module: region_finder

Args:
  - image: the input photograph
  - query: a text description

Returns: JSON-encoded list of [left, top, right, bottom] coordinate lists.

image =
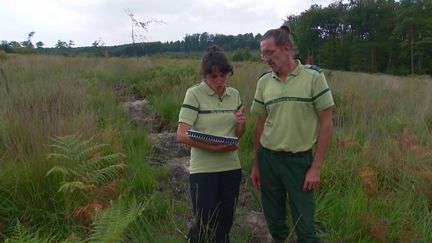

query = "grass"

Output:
[[0, 53, 431, 242]]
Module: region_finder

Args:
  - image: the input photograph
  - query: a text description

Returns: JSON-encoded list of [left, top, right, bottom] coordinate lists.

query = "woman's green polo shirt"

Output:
[[179, 81, 242, 174], [250, 61, 334, 152]]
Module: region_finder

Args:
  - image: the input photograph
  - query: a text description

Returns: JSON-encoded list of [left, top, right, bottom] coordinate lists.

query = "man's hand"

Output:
[[303, 165, 321, 191], [251, 163, 261, 188]]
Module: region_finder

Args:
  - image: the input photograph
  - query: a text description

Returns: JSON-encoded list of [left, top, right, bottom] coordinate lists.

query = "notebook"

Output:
[[187, 129, 239, 145]]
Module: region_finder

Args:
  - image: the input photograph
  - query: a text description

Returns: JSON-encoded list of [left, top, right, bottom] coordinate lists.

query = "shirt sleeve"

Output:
[[178, 89, 199, 126], [312, 72, 335, 112], [250, 79, 267, 117]]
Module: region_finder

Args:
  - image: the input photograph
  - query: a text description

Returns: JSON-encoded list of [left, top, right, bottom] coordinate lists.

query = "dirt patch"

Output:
[[121, 99, 167, 132], [148, 132, 190, 199], [244, 211, 273, 243], [149, 132, 190, 162]]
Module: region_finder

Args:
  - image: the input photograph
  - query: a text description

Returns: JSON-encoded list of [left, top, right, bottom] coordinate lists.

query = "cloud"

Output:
[[0, 0, 337, 47]]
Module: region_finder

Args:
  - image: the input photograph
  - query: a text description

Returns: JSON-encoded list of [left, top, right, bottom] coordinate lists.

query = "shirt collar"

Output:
[[200, 81, 232, 97], [271, 59, 303, 81]]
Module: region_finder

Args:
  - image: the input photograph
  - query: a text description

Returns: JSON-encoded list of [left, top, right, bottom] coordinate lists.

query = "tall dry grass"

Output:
[[0, 54, 162, 241], [322, 70, 432, 242], [134, 61, 432, 241], [0, 53, 431, 242]]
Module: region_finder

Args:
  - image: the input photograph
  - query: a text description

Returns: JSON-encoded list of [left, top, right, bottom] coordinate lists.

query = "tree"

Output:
[[36, 41, 44, 49], [125, 9, 164, 57], [0, 41, 10, 52], [184, 33, 200, 52], [28, 31, 35, 47], [55, 40, 68, 49], [92, 39, 105, 57], [21, 31, 35, 48], [8, 41, 21, 49], [286, 3, 348, 68], [199, 32, 210, 50], [346, 0, 397, 72], [391, 0, 432, 74], [68, 40, 75, 48]]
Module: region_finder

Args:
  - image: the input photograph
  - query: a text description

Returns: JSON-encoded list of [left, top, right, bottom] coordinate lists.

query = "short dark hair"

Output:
[[200, 45, 233, 77], [262, 25, 295, 47]]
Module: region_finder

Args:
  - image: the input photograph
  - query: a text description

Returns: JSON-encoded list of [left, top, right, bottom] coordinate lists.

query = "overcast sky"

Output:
[[1, 0, 337, 47]]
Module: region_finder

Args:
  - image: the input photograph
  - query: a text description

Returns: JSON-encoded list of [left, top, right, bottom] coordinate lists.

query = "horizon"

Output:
[[0, 0, 337, 48]]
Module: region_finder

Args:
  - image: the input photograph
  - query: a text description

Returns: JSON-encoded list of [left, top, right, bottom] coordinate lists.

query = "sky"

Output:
[[0, 0, 337, 47]]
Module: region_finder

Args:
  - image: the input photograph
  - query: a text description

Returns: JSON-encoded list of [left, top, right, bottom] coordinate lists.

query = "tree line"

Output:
[[0, 32, 261, 57], [287, 0, 432, 75], [1, 0, 430, 75]]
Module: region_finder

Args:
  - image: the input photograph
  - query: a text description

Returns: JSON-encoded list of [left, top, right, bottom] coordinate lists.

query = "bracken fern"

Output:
[[4, 220, 56, 243], [45, 134, 126, 225], [88, 197, 150, 243], [46, 135, 126, 195]]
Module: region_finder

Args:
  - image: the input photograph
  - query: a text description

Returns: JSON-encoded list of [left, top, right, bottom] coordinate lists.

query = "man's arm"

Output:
[[303, 107, 333, 191], [251, 116, 265, 188]]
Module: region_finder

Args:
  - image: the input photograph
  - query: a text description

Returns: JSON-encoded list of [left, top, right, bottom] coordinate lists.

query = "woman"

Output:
[[177, 45, 245, 243]]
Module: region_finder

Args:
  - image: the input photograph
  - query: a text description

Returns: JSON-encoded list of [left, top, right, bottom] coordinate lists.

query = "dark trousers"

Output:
[[189, 169, 242, 243], [258, 146, 320, 243]]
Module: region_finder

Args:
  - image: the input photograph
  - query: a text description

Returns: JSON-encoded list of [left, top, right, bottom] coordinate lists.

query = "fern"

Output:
[[77, 153, 126, 177], [88, 197, 150, 243], [4, 220, 56, 243], [46, 134, 125, 195], [45, 134, 127, 225], [47, 135, 108, 164], [86, 163, 126, 185], [76, 143, 108, 162], [46, 152, 75, 163], [45, 166, 71, 177], [58, 181, 96, 194]]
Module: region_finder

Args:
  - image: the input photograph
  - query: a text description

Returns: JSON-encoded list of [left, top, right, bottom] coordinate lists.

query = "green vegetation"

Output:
[[231, 49, 260, 62], [0, 53, 431, 242], [287, 0, 432, 75]]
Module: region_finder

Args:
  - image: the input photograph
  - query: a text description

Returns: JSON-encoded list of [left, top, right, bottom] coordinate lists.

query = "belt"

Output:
[[261, 145, 312, 157]]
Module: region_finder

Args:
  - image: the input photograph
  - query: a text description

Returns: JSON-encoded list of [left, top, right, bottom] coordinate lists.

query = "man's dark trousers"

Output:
[[258, 146, 320, 243]]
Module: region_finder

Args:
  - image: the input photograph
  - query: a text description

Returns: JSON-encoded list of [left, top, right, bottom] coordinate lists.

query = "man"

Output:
[[250, 25, 334, 243]]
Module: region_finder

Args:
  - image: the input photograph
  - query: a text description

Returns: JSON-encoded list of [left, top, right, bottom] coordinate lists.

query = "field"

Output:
[[0, 54, 431, 242]]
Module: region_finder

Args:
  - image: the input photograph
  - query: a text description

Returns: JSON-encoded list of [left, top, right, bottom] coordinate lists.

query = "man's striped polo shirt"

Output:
[[250, 61, 334, 153]]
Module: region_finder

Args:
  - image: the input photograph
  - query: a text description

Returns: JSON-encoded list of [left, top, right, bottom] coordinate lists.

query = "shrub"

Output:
[[0, 50, 7, 61], [232, 48, 252, 62]]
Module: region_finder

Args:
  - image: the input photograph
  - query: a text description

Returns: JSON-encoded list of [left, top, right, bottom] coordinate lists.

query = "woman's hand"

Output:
[[212, 143, 239, 153], [234, 106, 246, 137]]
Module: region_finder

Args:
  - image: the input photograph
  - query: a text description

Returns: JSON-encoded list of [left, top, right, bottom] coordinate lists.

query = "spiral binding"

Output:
[[187, 129, 239, 145]]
